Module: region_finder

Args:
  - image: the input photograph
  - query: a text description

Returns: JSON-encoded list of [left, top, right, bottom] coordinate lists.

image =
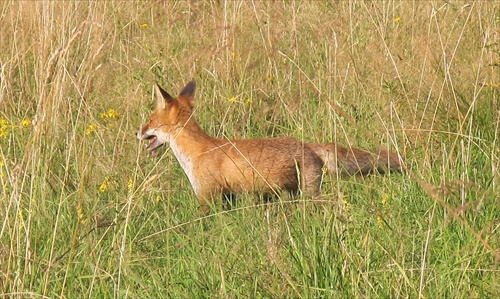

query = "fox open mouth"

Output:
[[144, 135, 164, 151]]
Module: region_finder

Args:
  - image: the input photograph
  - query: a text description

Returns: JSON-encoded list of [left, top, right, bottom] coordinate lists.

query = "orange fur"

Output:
[[137, 81, 403, 212]]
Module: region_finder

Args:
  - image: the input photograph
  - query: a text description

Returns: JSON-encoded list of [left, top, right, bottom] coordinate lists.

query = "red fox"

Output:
[[137, 81, 402, 212]]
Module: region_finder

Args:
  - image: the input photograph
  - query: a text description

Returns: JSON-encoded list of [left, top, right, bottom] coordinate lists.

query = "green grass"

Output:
[[1, 1, 499, 298]]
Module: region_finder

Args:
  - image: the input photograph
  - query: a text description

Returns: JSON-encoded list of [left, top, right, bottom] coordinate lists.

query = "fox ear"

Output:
[[179, 80, 196, 108], [155, 84, 174, 110]]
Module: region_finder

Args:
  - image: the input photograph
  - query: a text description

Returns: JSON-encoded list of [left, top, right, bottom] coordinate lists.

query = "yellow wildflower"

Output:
[[0, 118, 9, 138], [100, 109, 119, 120], [381, 193, 390, 206], [0, 154, 4, 178], [394, 16, 401, 24], [140, 23, 148, 29], [99, 179, 109, 192], [18, 210, 25, 230], [342, 199, 350, 211], [244, 98, 252, 104], [228, 97, 236, 103], [21, 118, 31, 128], [376, 216, 384, 227], [155, 195, 162, 203], [77, 204, 84, 221], [127, 178, 134, 191], [85, 124, 96, 135], [106, 109, 119, 119]]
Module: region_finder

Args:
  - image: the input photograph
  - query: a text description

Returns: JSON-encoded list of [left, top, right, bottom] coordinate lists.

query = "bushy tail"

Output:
[[308, 143, 403, 176]]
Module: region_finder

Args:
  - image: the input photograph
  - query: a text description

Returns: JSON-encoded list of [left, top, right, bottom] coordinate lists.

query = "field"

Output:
[[1, 1, 499, 298]]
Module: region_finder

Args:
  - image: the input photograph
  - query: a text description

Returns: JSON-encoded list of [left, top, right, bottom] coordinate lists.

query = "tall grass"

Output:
[[1, 1, 499, 298]]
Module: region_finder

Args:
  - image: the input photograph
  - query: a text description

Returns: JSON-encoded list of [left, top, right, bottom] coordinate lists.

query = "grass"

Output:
[[1, 0, 499, 298]]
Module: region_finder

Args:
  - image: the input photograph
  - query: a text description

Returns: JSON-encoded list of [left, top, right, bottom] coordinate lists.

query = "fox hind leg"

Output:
[[299, 153, 324, 200], [222, 193, 236, 210]]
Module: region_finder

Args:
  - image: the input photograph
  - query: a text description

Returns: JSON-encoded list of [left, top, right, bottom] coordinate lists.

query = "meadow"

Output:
[[1, 1, 499, 298]]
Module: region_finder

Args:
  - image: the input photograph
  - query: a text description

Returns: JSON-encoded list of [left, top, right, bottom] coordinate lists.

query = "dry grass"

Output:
[[1, 1, 499, 298]]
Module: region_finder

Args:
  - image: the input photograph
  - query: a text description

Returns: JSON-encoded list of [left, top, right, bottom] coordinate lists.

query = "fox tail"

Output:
[[308, 143, 403, 177]]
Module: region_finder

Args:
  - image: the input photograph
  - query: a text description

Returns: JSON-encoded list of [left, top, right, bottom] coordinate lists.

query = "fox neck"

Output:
[[168, 115, 215, 151], [167, 115, 216, 194]]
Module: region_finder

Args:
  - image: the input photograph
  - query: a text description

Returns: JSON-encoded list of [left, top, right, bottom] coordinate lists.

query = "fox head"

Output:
[[137, 81, 196, 151]]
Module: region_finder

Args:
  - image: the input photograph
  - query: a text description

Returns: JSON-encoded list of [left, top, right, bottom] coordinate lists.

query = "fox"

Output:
[[137, 80, 403, 212]]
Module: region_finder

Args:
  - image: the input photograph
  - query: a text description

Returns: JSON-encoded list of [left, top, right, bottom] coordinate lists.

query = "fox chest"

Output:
[[168, 140, 202, 194]]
